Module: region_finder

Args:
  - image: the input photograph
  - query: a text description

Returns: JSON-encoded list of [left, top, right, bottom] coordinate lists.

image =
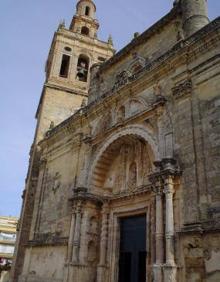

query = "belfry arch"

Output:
[[88, 126, 159, 192]]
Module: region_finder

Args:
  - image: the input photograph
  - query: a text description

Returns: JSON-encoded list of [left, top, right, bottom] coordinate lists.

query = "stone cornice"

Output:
[[27, 237, 68, 248], [69, 185, 153, 206], [45, 82, 88, 97], [179, 221, 220, 235], [57, 28, 114, 52], [39, 17, 220, 146], [69, 187, 103, 206], [109, 184, 152, 202]]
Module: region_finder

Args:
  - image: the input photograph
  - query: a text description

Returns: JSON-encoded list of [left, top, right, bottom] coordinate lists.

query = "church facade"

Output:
[[11, 0, 220, 281]]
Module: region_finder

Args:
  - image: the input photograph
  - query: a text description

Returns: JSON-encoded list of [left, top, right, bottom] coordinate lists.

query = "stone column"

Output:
[[67, 208, 75, 262], [153, 185, 164, 282], [163, 175, 177, 282], [79, 210, 90, 264], [72, 201, 82, 263], [97, 204, 109, 282]]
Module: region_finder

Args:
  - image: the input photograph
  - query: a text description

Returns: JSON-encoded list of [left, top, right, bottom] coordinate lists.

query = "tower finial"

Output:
[[108, 35, 113, 46], [58, 19, 65, 30], [70, 0, 99, 38]]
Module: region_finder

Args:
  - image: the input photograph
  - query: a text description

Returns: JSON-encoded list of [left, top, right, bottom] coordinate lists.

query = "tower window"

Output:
[[59, 54, 70, 78], [64, 46, 72, 52], [76, 55, 89, 82], [98, 56, 106, 62], [81, 26, 90, 36], [85, 6, 90, 16]]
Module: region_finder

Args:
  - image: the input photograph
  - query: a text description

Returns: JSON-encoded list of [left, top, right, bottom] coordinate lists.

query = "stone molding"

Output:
[[28, 233, 68, 247]]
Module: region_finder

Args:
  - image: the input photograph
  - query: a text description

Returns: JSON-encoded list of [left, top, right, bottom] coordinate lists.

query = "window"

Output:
[[85, 6, 90, 16], [76, 55, 89, 82], [64, 46, 72, 52], [98, 56, 106, 62], [59, 54, 70, 78], [81, 26, 90, 36]]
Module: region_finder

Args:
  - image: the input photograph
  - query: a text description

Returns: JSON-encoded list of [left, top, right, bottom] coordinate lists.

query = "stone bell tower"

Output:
[[181, 0, 209, 37], [10, 1, 114, 282], [35, 0, 115, 142]]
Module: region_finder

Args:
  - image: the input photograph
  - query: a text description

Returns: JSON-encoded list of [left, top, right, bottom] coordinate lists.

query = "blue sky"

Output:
[[0, 0, 219, 217]]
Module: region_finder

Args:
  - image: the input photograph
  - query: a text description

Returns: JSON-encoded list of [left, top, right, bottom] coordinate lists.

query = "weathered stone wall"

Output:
[[36, 87, 84, 142], [19, 246, 66, 282], [88, 12, 182, 104]]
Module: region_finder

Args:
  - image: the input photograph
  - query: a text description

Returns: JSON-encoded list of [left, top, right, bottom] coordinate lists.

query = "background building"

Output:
[[0, 217, 18, 282]]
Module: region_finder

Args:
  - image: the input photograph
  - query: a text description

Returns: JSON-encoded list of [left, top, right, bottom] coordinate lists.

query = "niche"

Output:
[[87, 241, 97, 265]]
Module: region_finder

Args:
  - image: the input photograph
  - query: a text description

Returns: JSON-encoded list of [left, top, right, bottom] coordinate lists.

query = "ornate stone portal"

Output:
[[59, 133, 181, 282]]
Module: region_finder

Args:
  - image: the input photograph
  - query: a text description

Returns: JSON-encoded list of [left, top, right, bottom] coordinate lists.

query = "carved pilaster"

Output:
[[67, 205, 76, 262], [79, 210, 90, 264], [150, 170, 164, 282], [149, 158, 180, 282], [97, 203, 109, 282], [72, 201, 83, 263]]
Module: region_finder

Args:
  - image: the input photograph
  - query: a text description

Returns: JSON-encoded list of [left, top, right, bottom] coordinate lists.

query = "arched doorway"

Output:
[[88, 128, 158, 282]]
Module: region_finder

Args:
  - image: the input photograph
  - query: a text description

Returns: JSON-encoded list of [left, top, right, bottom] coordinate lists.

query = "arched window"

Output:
[[76, 55, 89, 82], [85, 6, 90, 16], [81, 26, 90, 36]]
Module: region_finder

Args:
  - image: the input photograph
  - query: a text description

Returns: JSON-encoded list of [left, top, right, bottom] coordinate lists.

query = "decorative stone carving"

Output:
[[100, 140, 153, 193], [172, 79, 192, 99], [116, 105, 126, 123], [51, 172, 61, 194], [128, 52, 146, 74], [112, 54, 147, 92], [112, 70, 132, 91], [127, 162, 137, 190], [89, 216, 99, 234]]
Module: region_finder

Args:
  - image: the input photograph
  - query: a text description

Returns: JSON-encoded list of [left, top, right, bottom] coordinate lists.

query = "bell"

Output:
[[77, 68, 86, 78]]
